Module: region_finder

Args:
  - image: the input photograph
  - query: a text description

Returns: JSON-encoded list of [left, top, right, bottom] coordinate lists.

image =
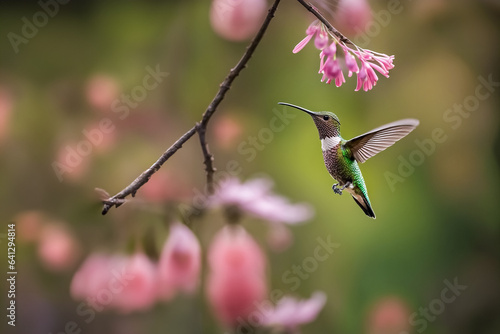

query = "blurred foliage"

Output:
[[1, 0, 499, 333]]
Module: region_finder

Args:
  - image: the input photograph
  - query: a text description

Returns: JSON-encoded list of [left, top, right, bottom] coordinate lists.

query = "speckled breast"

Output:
[[322, 145, 346, 183]]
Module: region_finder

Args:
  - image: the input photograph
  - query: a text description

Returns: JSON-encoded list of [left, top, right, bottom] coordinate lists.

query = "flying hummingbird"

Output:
[[278, 102, 419, 219]]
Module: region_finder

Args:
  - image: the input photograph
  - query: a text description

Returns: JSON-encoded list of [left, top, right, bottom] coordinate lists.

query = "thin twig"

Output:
[[296, 0, 353, 45], [196, 123, 215, 195], [101, 126, 197, 214], [100, 0, 282, 215]]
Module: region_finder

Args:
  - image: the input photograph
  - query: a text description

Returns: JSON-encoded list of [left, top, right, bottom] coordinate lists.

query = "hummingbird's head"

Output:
[[278, 102, 341, 139]]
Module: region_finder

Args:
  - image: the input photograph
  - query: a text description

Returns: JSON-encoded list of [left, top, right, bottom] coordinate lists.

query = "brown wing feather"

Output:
[[345, 119, 419, 163]]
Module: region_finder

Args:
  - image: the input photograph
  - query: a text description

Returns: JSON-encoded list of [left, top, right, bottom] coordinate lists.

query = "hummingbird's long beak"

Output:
[[278, 102, 319, 116]]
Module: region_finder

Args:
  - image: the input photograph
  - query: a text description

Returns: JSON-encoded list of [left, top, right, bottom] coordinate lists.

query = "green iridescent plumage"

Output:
[[278, 102, 419, 219]]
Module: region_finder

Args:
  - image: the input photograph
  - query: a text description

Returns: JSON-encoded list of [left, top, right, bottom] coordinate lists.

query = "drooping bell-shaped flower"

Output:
[[70, 253, 111, 302], [206, 226, 267, 328], [158, 222, 201, 299], [111, 252, 158, 313]]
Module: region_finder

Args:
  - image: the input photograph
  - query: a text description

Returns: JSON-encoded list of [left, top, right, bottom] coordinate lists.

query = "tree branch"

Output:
[[296, 0, 353, 45], [100, 0, 282, 215], [101, 126, 197, 214], [196, 123, 215, 195]]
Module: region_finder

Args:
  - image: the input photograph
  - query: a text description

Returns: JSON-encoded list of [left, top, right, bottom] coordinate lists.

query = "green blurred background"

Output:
[[1, 0, 499, 333]]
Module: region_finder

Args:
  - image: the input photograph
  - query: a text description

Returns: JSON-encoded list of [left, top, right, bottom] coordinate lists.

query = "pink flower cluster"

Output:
[[70, 178, 324, 330], [293, 21, 395, 91], [70, 222, 200, 313]]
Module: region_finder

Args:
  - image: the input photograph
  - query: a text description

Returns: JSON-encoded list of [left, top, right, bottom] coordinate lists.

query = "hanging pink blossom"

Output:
[[158, 222, 201, 299], [111, 252, 158, 313], [206, 226, 267, 328], [70, 253, 158, 313], [293, 21, 395, 91]]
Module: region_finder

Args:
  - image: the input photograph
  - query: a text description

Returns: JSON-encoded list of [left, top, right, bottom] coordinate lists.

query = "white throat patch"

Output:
[[321, 136, 341, 151]]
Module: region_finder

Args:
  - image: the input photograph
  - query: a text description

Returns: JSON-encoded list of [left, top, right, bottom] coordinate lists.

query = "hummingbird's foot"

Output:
[[332, 182, 350, 195], [332, 183, 342, 195]]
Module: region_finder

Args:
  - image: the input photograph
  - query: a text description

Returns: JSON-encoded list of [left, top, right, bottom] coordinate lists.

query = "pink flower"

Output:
[[111, 252, 158, 313], [70, 253, 111, 301], [15, 210, 44, 243], [366, 296, 411, 334], [70, 253, 158, 313], [210, 0, 267, 41], [158, 222, 201, 299], [209, 177, 314, 224], [86, 74, 119, 111], [293, 21, 395, 91], [335, 0, 372, 36], [38, 224, 81, 271], [263, 292, 327, 331], [293, 24, 320, 53], [213, 115, 243, 149], [206, 226, 267, 328]]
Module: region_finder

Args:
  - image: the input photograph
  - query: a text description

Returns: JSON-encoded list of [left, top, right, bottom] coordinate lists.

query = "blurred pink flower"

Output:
[[71, 253, 158, 313], [141, 170, 190, 203], [206, 226, 267, 328], [210, 0, 267, 41], [86, 75, 119, 111], [209, 177, 314, 224], [0, 86, 13, 144], [55, 141, 91, 182], [335, 0, 372, 35], [112, 252, 158, 313], [15, 210, 45, 243], [293, 21, 394, 91], [158, 222, 201, 299], [70, 253, 111, 301], [38, 223, 81, 271], [367, 296, 411, 334], [213, 115, 243, 149], [263, 292, 327, 331]]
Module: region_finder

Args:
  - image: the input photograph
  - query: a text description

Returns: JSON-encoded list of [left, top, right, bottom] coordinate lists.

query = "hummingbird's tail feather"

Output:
[[351, 193, 376, 219]]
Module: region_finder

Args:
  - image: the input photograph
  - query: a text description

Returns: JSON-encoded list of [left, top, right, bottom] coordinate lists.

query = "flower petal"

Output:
[[293, 34, 314, 54]]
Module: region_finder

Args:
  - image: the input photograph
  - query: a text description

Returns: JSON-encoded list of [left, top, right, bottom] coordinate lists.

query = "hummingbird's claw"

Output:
[[332, 182, 351, 195]]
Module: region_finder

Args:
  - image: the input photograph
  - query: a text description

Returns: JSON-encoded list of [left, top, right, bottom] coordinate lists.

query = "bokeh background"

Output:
[[1, 0, 499, 333]]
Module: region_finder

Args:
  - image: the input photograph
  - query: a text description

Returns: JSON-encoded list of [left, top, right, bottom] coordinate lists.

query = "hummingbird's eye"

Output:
[[323, 115, 330, 121]]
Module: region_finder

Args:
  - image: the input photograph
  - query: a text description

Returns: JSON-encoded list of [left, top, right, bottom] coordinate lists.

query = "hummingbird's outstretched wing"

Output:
[[344, 119, 419, 163]]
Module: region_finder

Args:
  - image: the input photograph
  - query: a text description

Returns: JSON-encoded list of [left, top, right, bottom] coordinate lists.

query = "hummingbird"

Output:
[[278, 102, 419, 219]]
